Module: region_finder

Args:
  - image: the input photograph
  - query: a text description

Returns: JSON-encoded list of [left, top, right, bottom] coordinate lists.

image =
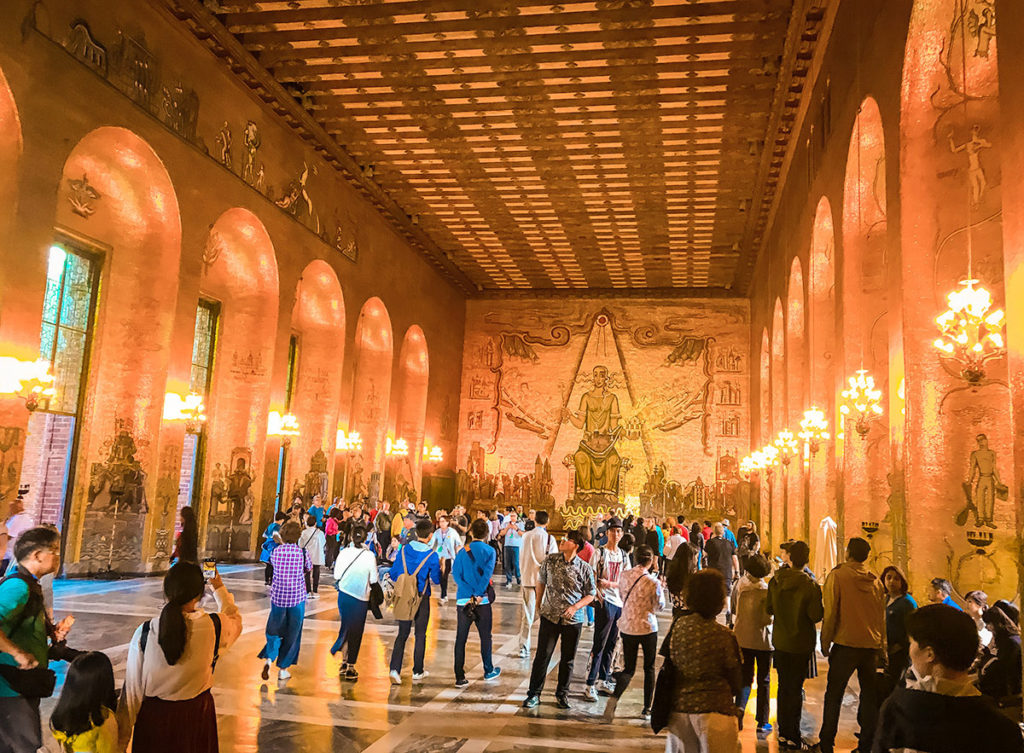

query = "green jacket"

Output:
[[766, 566, 823, 654], [0, 572, 48, 697]]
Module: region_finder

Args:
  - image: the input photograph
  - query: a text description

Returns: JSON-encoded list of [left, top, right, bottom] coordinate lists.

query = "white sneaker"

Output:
[[583, 684, 598, 701], [389, 670, 402, 685], [439, 598, 448, 606], [518, 646, 530, 658], [278, 668, 291, 680], [599, 679, 616, 695], [412, 670, 429, 682]]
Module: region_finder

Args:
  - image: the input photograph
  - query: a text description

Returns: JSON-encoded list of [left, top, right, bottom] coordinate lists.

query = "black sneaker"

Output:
[[555, 694, 571, 709], [344, 668, 358, 681], [522, 695, 540, 709], [455, 678, 469, 688]]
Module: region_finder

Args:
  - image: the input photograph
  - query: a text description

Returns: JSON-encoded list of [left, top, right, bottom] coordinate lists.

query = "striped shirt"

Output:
[[269, 544, 311, 608]]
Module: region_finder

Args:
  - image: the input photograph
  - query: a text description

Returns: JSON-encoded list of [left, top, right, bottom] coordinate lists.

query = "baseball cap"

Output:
[[606, 516, 623, 529]]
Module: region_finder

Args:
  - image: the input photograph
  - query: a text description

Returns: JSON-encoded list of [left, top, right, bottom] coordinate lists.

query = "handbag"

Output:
[[650, 612, 687, 733]]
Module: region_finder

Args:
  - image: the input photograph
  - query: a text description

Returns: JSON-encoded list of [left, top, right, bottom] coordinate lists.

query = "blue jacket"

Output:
[[389, 540, 441, 596], [453, 541, 496, 602]]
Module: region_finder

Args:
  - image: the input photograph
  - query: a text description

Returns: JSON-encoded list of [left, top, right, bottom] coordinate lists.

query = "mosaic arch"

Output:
[[785, 257, 807, 542], [901, 0, 1015, 599], [388, 325, 429, 503], [349, 297, 394, 502], [840, 97, 907, 567], [55, 127, 182, 573], [199, 208, 279, 558], [289, 260, 345, 508], [808, 197, 837, 549], [769, 298, 786, 551]]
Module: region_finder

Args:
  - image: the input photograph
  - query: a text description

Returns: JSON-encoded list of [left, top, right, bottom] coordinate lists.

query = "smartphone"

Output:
[[202, 558, 217, 581]]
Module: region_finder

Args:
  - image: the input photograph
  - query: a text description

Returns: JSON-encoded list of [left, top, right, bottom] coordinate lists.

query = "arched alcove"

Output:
[[0, 65, 24, 517], [786, 257, 807, 541], [199, 208, 279, 557], [901, 0, 1013, 598], [770, 298, 786, 548], [54, 127, 182, 573], [349, 297, 394, 501], [808, 197, 837, 543], [289, 260, 345, 507], [841, 98, 903, 564], [388, 325, 429, 503]]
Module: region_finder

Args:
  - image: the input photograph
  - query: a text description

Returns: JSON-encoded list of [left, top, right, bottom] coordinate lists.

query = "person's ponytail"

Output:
[[158, 563, 205, 665]]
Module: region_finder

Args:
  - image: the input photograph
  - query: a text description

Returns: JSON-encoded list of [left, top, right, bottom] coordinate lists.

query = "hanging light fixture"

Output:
[[798, 407, 830, 456], [163, 392, 207, 434], [0, 356, 57, 411], [336, 429, 363, 453], [839, 369, 883, 439], [933, 13, 1005, 385], [386, 437, 409, 457]]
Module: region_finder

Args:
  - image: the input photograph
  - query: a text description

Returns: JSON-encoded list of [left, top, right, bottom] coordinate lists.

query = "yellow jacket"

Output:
[[52, 707, 119, 753]]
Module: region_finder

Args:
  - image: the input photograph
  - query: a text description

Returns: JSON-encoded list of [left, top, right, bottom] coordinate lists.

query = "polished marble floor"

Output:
[[39, 565, 861, 752]]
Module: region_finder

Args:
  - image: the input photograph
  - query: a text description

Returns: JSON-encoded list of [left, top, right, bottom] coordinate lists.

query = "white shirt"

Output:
[[5, 513, 33, 555], [298, 527, 326, 566], [120, 586, 242, 745], [616, 567, 664, 635], [520, 526, 558, 587], [592, 547, 629, 606], [664, 533, 685, 560], [333, 545, 378, 601]]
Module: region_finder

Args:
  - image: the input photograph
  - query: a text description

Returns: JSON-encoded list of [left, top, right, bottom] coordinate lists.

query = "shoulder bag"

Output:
[[0, 569, 56, 698], [650, 610, 690, 734]]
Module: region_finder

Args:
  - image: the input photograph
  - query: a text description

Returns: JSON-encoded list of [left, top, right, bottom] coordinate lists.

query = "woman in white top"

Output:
[[429, 515, 463, 605], [331, 525, 378, 681], [119, 562, 242, 753], [299, 514, 327, 598], [605, 545, 664, 722]]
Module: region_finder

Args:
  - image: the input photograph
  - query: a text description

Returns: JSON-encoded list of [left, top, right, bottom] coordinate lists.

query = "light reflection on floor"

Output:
[[39, 565, 860, 752]]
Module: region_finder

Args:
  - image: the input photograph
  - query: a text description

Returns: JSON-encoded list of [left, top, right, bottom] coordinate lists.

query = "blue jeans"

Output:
[[390, 596, 430, 674], [454, 602, 494, 681], [259, 603, 305, 669], [503, 545, 520, 584], [331, 591, 369, 664]]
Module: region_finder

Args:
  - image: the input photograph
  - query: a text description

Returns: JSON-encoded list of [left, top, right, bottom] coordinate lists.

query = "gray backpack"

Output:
[[390, 546, 430, 621]]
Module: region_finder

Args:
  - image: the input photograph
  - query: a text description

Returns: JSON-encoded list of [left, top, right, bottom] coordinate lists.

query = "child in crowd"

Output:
[[50, 651, 119, 753]]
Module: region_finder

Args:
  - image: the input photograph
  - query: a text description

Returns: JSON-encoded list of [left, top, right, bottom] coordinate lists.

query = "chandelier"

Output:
[[798, 407, 830, 455], [268, 411, 300, 446], [773, 429, 800, 466], [839, 370, 883, 439], [0, 357, 57, 411], [336, 429, 363, 453], [163, 392, 207, 433], [933, 279, 1005, 384]]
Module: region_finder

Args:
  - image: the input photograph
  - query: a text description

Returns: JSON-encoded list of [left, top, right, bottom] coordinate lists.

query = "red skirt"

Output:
[[132, 689, 218, 753]]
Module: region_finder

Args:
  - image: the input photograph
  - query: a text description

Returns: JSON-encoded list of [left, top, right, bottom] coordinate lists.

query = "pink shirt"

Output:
[[578, 540, 595, 563]]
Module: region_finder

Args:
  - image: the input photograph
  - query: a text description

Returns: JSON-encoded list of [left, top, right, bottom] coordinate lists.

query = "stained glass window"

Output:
[[39, 244, 97, 415], [189, 300, 219, 396], [284, 334, 299, 409]]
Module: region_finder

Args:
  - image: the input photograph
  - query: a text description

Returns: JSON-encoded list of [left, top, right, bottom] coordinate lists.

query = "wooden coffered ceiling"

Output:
[[167, 0, 831, 296]]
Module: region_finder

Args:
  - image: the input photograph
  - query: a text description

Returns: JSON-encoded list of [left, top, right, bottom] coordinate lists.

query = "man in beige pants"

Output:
[[517, 510, 558, 657]]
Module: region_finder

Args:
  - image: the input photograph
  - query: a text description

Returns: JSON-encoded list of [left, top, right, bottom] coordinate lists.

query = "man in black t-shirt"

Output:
[[704, 522, 739, 626]]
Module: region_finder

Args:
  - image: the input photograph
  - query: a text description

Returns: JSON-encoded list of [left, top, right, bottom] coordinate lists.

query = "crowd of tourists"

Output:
[[1, 495, 1023, 753]]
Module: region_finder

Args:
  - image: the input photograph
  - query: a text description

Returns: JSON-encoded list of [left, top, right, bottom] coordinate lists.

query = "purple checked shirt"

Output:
[[269, 543, 312, 608]]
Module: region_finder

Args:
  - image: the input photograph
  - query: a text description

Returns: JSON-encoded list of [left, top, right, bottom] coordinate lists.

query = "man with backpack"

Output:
[[452, 519, 501, 687], [518, 510, 558, 658], [0, 527, 73, 753], [584, 517, 629, 701], [387, 519, 441, 684]]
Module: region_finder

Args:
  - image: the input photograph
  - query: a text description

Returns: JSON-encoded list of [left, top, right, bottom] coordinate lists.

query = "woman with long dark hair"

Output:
[[880, 564, 917, 688], [50, 651, 119, 752], [119, 563, 241, 752], [666, 541, 696, 616], [330, 525, 378, 681], [259, 521, 311, 681], [689, 522, 704, 568], [979, 600, 1023, 701], [171, 506, 199, 565]]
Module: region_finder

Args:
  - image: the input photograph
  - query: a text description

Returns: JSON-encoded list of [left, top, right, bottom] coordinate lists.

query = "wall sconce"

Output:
[[268, 411, 300, 446], [0, 356, 56, 411], [840, 370, 883, 439], [773, 429, 800, 466], [336, 429, 363, 453], [386, 437, 409, 457], [798, 408, 830, 456], [163, 392, 207, 433], [422, 444, 443, 464]]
